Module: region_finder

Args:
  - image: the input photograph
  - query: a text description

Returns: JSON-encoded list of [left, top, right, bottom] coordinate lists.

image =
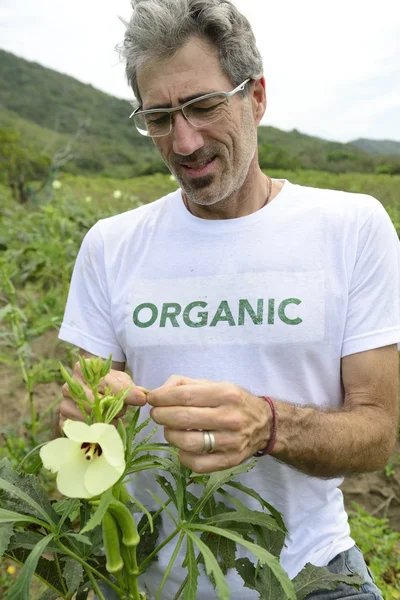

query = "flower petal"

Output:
[[84, 455, 125, 497], [63, 420, 109, 443], [39, 438, 80, 473], [56, 452, 92, 498], [98, 425, 125, 467]]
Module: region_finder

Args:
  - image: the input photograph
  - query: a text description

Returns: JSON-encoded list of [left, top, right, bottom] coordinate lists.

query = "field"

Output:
[[1, 170, 400, 598]]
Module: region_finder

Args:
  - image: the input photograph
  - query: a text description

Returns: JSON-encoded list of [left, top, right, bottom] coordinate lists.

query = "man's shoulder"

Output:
[[288, 180, 383, 220]]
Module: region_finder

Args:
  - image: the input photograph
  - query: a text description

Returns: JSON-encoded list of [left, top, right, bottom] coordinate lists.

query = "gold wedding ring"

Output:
[[203, 431, 216, 453]]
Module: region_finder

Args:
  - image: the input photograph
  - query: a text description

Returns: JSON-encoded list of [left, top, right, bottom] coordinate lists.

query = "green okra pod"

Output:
[[102, 511, 124, 574], [108, 499, 140, 547]]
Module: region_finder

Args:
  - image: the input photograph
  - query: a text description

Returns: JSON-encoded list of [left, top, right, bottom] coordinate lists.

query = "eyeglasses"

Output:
[[130, 78, 251, 137]]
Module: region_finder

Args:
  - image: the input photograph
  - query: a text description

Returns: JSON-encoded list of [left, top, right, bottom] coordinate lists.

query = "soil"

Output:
[[1, 331, 399, 533]]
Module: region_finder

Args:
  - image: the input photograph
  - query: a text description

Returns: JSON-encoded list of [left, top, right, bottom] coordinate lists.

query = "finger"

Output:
[[164, 427, 244, 454], [98, 371, 147, 406], [178, 449, 242, 474], [148, 382, 224, 408], [60, 398, 87, 421], [151, 405, 230, 430], [152, 374, 206, 391]]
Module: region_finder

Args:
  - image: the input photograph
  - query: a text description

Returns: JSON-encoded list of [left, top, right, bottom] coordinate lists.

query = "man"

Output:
[[59, 0, 400, 598]]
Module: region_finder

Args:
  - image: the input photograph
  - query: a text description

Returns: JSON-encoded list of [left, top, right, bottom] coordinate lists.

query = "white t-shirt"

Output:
[[59, 180, 400, 598]]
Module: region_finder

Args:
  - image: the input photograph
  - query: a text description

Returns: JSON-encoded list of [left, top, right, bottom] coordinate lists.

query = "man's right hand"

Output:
[[59, 357, 148, 429]]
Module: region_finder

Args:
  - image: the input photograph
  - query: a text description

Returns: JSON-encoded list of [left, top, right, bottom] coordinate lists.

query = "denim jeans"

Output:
[[304, 544, 383, 600], [95, 544, 383, 599]]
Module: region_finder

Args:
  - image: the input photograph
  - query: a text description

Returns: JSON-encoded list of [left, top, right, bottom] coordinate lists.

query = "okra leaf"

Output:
[[186, 530, 230, 600], [182, 535, 200, 600], [0, 459, 58, 527], [199, 529, 236, 575], [0, 507, 48, 528], [5, 533, 55, 600], [62, 557, 84, 594], [0, 523, 13, 558], [191, 460, 256, 518], [235, 557, 287, 600], [136, 511, 162, 566], [225, 480, 287, 532], [292, 563, 364, 600], [80, 488, 114, 534], [202, 510, 283, 532], [187, 524, 296, 600]]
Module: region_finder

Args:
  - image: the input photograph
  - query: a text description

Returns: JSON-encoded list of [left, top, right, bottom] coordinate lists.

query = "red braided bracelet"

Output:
[[254, 396, 278, 457]]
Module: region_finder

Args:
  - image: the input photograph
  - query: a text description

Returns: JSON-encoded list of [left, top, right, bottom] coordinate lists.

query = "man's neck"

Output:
[[182, 172, 283, 220]]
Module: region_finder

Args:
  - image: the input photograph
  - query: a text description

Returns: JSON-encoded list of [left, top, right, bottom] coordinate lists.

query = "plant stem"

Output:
[[92, 387, 103, 422], [84, 566, 106, 600], [56, 540, 123, 597], [138, 527, 180, 572], [54, 553, 68, 597]]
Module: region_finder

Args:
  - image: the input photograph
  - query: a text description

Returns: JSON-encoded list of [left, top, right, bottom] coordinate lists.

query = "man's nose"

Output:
[[171, 111, 205, 156]]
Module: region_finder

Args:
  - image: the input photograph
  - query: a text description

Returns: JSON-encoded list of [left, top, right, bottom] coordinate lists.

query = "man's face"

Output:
[[136, 36, 261, 207]]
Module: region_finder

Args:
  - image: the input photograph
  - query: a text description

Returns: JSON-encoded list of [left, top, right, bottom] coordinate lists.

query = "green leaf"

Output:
[[117, 419, 127, 450], [0, 507, 48, 528], [80, 488, 114, 534], [200, 529, 236, 575], [5, 546, 66, 599], [62, 557, 84, 594], [63, 532, 92, 545], [191, 460, 256, 518], [234, 557, 256, 591], [235, 557, 287, 600], [0, 523, 13, 558], [202, 510, 283, 532], [136, 511, 162, 566], [226, 480, 287, 533], [37, 590, 59, 600], [145, 488, 177, 525], [182, 536, 200, 600], [56, 497, 81, 532], [5, 533, 55, 600], [104, 389, 127, 424], [53, 497, 81, 518], [186, 531, 230, 600], [292, 563, 364, 600], [0, 459, 58, 527], [100, 354, 113, 378], [187, 524, 296, 600], [154, 474, 178, 509], [130, 494, 153, 533], [8, 531, 62, 555]]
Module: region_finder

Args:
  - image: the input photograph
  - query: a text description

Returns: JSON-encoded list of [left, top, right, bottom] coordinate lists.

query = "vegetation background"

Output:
[[0, 49, 399, 598]]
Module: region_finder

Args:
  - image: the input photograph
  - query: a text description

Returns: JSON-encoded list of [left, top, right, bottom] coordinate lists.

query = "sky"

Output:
[[1, 0, 399, 144]]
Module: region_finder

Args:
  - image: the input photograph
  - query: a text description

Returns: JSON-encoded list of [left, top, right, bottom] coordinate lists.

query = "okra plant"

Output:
[[0, 356, 363, 599]]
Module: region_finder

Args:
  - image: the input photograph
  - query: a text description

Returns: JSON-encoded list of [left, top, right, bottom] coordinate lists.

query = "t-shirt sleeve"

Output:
[[58, 222, 126, 362], [341, 201, 400, 357]]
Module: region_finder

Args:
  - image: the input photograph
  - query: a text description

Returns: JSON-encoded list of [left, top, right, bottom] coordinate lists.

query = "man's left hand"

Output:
[[147, 375, 271, 473]]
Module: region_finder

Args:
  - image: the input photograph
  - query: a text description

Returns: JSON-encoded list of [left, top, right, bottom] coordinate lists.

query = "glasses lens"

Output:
[[134, 111, 171, 137], [185, 94, 228, 127]]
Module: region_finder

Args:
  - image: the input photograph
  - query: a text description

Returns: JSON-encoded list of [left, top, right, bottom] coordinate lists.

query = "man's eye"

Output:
[[146, 113, 169, 124], [191, 100, 225, 114]]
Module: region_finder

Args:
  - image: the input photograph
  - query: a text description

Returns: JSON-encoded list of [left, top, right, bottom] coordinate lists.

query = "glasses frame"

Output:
[[130, 78, 251, 137]]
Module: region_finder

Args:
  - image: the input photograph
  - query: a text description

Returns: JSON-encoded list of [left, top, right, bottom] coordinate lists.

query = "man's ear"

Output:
[[251, 77, 267, 125]]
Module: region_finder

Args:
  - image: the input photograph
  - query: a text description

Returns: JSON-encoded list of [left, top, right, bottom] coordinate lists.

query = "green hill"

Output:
[[351, 138, 400, 156], [1, 48, 400, 177]]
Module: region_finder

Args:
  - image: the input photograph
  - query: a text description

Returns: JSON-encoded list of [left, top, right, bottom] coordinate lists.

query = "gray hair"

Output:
[[115, 0, 263, 107]]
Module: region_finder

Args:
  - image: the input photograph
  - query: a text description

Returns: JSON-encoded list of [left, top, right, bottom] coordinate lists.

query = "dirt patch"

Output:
[[1, 331, 400, 532], [340, 445, 400, 530]]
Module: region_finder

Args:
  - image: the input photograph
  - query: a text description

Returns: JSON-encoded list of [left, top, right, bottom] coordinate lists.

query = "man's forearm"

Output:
[[266, 399, 397, 478]]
